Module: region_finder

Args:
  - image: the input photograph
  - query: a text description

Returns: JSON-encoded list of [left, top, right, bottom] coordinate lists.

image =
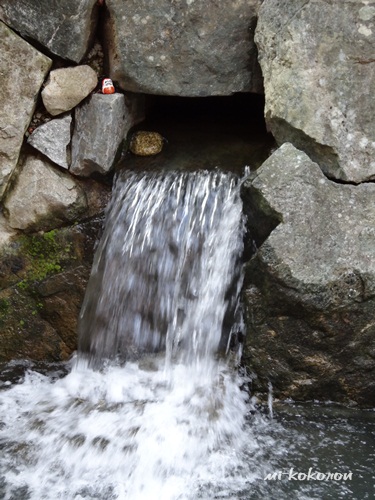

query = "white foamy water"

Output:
[[1, 357, 264, 499]]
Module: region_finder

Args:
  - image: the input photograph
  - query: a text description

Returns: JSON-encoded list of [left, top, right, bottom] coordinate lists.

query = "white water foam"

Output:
[[0, 356, 276, 499]]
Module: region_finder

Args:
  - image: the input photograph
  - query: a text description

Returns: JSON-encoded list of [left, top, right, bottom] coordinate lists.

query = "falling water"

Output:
[[78, 169, 245, 369], [1, 169, 374, 500]]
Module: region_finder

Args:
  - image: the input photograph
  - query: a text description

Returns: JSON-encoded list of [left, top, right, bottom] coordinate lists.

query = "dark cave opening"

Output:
[[122, 92, 276, 175], [143, 92, 268, 128]]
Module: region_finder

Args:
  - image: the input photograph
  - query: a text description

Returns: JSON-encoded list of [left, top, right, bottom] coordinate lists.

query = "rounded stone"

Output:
[[41, 65, 98, 116], [129, 131, 164, 156]]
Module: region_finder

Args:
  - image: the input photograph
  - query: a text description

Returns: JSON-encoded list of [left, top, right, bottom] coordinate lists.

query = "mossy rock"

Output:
[[0, 218, 104, 363]]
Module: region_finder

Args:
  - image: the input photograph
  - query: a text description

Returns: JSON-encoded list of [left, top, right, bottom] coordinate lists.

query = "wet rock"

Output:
[[27, 114, 72, 169], [104, 0, 263, 96], [79, 178, 112, 219], [41, 65, 98, 116], [37, 266, 93, 353], [3, 153, 87, 232], [0, 0, 98, 63], [129, 131, 164, 156], [255, 0, 375, 183], [0, 22, 52, 198], [0, 286, 73, 362], [242, 143, 375, 405], [0, 219, 104, 362], [71, 93, 142, 176]]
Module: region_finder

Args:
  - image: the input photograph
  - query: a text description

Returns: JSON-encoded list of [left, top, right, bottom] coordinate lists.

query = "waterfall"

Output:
[[78, 169, 245, 369], [0, 168, 371, 500], [0, 168, 253, 500]]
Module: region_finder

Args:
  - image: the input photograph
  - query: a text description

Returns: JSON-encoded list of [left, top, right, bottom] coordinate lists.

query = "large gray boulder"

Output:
[[27, 114, 72, 169], [41, 66, 98, 116], [104, 0, 263, 96], [0, 0, 98, 63], [3, 153, 87, 232], [0, 22, 52, 198], [242, 143, 375, 405], [255, 0, 375, 183], [71, 93, 143, 176]]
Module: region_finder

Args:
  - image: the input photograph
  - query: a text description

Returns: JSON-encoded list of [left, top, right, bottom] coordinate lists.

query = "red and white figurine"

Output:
[[101, 78, 115, 94]]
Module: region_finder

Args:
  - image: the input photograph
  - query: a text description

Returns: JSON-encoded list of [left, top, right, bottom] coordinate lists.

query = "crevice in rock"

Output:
[[323, 175, 375, 187], [268, 116, 375, 186], [267, 116, 343, 180]]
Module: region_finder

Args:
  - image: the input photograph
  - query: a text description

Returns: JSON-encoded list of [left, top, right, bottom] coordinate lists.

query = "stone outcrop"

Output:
[[71, 93, 143, 176], [104, 0, 263, 96], [242, 143, 375, 405], [3, 153, 87, 232], [256, 0, 375, 183], [0, 22, 52, 198], [0, 0, 98, 63], [42, 65, 98, 116], [27, 114, 72, 169]]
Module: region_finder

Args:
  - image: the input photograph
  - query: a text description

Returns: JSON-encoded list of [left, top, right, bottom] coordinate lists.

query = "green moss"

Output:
[[17, 229, 73, 290]]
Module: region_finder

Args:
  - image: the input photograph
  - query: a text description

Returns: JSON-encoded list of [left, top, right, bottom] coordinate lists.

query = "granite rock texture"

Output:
[[256, 0, 375, 183], [0, 22, 52, 198], [0, 0, 98, 63], [242, 143, 375, 405], [104, 0, 263, 96]]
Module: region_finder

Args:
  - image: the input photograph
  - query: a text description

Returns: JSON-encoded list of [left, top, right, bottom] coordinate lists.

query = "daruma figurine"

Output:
[[101, 78, 115, 94]]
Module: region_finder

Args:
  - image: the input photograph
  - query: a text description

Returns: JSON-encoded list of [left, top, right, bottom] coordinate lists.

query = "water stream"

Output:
[[0, 169, 374, 499]]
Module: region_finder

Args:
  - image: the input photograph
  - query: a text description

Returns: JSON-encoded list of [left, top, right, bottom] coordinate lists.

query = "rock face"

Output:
[[27, 114, 72, 169], [242, 143, 375, 406], [3, 153, 87, 232], [0, 22, 52, 198], [255, 0, 375, 183], [0, 0, 98, 63], [104, 0, 263, 96], [71, 93, 141, 176], [41, 65, 98, 116]]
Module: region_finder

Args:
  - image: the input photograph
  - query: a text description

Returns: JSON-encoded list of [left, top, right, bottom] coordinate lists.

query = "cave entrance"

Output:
[[122, 93, 275, 174]]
